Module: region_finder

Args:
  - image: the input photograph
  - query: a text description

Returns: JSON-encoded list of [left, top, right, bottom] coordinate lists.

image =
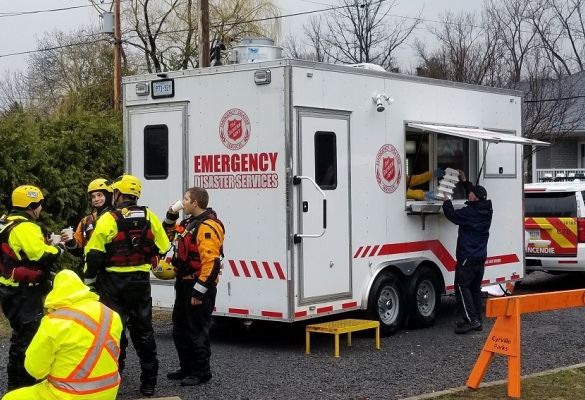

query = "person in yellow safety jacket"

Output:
[[1, 269, 123, 400], [84, 174, 170, 397], [163, 186, 225, 387], [0, 185, 63, 391], [406, 169, 445, 200]]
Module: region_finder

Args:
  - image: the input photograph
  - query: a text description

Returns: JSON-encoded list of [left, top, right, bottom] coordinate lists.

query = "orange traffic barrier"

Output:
[[467, 289, 585, 398]]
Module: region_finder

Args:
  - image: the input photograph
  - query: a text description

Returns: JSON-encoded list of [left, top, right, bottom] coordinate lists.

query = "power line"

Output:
[[0, 38, 106, 59], [0, 3, 102, 18]]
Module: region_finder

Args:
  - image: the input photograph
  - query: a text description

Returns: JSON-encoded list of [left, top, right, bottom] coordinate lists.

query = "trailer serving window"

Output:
[[144, 124, 169, 179], [314, 131, 337, 190]]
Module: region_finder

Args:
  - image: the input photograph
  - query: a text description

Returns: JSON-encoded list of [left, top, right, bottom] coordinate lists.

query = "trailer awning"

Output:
[[407, 123, 550, 146]]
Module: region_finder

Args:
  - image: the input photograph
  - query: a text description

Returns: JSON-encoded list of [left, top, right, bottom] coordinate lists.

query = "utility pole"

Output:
[[198, 0, 210, 68], [113, 0, 122, 111]]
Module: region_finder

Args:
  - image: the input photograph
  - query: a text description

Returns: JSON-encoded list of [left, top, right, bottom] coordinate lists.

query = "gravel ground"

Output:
[[1, 271, 585, 400]]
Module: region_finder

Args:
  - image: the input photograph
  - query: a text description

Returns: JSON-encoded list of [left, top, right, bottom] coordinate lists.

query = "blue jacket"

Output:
[[442, 199, 493, 265]]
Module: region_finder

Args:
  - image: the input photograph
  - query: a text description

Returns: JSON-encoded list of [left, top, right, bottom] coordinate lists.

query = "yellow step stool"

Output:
[[305, 318, 381, 357]]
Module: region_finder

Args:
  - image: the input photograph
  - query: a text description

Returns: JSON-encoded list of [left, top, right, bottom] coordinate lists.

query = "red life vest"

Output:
[[0, 218, 45, 282], [105, 206, 158, 267], [173, 216, 224, 277]]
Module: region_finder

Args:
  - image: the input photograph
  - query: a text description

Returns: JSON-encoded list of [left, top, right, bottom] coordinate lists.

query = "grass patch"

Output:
[[432, 367, 585, 399]]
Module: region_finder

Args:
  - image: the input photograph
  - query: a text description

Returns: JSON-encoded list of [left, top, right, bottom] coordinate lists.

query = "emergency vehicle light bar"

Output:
[[407, 123, 550, 147]]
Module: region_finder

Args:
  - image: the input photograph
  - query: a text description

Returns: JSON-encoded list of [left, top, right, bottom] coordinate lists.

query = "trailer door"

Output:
[[127, 103, 187, 219], [296, 110, 351, 303]]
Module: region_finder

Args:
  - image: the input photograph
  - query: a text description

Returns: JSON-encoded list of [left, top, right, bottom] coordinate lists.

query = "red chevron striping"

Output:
[[496, 277, 506, 282], [295, 310, 307, 318], [274, 262, 286, 280], [368, 245, 380, 257], [317, 306, 333, 314], [342, 301, 358, 309], [239, 260, 251, 277], [262, 261, 274, 279], [353, 246, 364, 258], [229, 260, 239, 277], [250, 261, 262, 278], [361, 246, 371, 258], [229, 308, 249, 315]]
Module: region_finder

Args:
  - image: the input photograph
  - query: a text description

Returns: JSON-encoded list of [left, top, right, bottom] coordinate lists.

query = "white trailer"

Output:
[[122, 59, 547, 333]]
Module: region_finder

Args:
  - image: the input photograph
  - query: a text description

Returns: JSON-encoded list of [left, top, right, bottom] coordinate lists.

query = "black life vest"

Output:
[[173, 215, 224, 276], [105, 206, 158, 267]]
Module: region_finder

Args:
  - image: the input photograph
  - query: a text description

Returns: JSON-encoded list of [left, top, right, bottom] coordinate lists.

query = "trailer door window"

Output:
[[314, 131, 337, 190], [144, 125, 169, 179]]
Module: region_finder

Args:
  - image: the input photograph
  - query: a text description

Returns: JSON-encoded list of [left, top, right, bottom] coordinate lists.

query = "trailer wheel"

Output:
[[367, 272, 406, 335], [407, 266, 441, 328]]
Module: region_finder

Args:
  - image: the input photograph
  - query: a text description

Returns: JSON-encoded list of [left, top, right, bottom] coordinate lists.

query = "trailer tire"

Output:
[[407, 266, 441, 328], [367, 272, 406, 335]]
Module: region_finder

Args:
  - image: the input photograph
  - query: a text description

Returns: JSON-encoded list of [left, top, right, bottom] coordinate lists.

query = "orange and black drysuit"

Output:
[[84, 202, 169, 387], [164, 208, 224, 382], [64, 206, 110, 274], [0, 212, 62, 390]]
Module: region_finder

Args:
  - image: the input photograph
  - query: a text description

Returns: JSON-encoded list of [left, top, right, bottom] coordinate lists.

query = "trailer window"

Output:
[[144, 125, 168, 179], [314, 131, 337, 190]]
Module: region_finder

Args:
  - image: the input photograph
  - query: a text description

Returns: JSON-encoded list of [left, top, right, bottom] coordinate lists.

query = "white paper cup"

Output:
[[61, 227, 74, 241], [50, 233, 61, 245], [171, 200, 184, 212]]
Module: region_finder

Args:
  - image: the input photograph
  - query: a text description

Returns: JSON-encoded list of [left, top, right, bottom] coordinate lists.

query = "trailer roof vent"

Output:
[[229, 37, 282, 64]]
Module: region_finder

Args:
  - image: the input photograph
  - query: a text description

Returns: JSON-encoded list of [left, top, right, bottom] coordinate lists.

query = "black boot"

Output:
[[140, 380, 156, 396]]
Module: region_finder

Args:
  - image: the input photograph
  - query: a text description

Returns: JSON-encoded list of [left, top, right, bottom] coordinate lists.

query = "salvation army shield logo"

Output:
[[220, 108, 251, 150], [375, 144, 402, 193]]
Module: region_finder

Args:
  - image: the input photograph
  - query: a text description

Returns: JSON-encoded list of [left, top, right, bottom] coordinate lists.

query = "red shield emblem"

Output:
[[383, 157, 395, 181], [228, 119, 242, 141]]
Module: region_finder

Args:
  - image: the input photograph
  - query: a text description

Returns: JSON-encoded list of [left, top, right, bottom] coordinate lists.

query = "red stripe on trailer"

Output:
[[511, 273, 520, 280], [251, 261, 262, 278], [447, 285, 455, 290], [262, 261, 274, 279], [295, 311, 307, 318], [274, 262, 286, 280], [239, 260, 251, 277], [361, 246, 371, 258], [261, 311, 283, 318], [229, 260, 239, 277], [496, 277, 506, 283], [481, 279, 490, 285], [317, 306, 333, 314], [559, 260, 578, 264], [369, 245, 380, 257], [353, 246, 364, 258], [485, 254, 520, 265], [229, 308, 249, 315], [342, 301, 358, 309]]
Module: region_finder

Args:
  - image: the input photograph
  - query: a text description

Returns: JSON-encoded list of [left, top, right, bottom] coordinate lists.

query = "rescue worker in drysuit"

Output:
[[84, 174, 170, 397], [1, 269, 122, 400], [0, 185, 63, 391], [163, 187, 225, 386], [62, 178, 113, 274]]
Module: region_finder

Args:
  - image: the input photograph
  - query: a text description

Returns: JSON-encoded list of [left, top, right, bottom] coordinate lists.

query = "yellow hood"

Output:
[[45, 269, 99, 311]]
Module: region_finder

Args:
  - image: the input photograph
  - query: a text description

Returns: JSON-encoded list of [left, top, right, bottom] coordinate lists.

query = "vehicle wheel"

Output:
[[367, 272, 406, 335], [407, 266, 441, 328]]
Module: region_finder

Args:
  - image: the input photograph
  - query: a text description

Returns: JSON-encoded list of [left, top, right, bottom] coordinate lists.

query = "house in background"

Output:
[[531, 71, 585, 182]]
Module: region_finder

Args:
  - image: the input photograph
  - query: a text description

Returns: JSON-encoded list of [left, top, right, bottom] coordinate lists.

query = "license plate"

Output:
[[528, 230, 541, 240]]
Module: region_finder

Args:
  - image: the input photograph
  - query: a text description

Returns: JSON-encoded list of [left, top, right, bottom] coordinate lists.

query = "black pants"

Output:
[[98, 271, 158, 384], [172, 279, 216, 379], [0, 284, 44, 390], [454, 262, 485, 323]]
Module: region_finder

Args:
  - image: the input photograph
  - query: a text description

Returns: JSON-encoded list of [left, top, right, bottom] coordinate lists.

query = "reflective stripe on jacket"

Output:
[[24, 270, 122, 399]]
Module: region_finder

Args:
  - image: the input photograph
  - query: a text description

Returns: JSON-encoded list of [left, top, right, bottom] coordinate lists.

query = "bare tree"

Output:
[[282, 16, 331, 62], [415, 11, 502, 86], [295, 0, 420, 70], [121, 0, 280, 73], [0, 70, 29, 113]]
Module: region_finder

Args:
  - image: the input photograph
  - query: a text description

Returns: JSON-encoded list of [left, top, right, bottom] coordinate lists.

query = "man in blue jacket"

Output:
[[442, 185, 493, 334]]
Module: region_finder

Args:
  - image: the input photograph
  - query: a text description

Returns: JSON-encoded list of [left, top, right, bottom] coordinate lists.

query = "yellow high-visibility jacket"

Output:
[[0, 214, 60, 287], [24, 270, 122, 400], [406, 171, 433, 201], [84, 206, 170, 274]]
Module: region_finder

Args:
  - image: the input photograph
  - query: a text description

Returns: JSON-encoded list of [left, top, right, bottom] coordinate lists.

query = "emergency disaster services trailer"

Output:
[[122, 59, 547, 333]]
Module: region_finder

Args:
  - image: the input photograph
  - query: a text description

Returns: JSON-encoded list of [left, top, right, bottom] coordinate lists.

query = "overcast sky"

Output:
[[0, 0, 483, 76]]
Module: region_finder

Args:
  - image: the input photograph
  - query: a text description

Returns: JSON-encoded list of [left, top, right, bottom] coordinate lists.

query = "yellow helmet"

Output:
[[152, 260, 176, 280], [87, 178, 112, 194], [112, 174, 142, 198], [12, 185, 44, 208]]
